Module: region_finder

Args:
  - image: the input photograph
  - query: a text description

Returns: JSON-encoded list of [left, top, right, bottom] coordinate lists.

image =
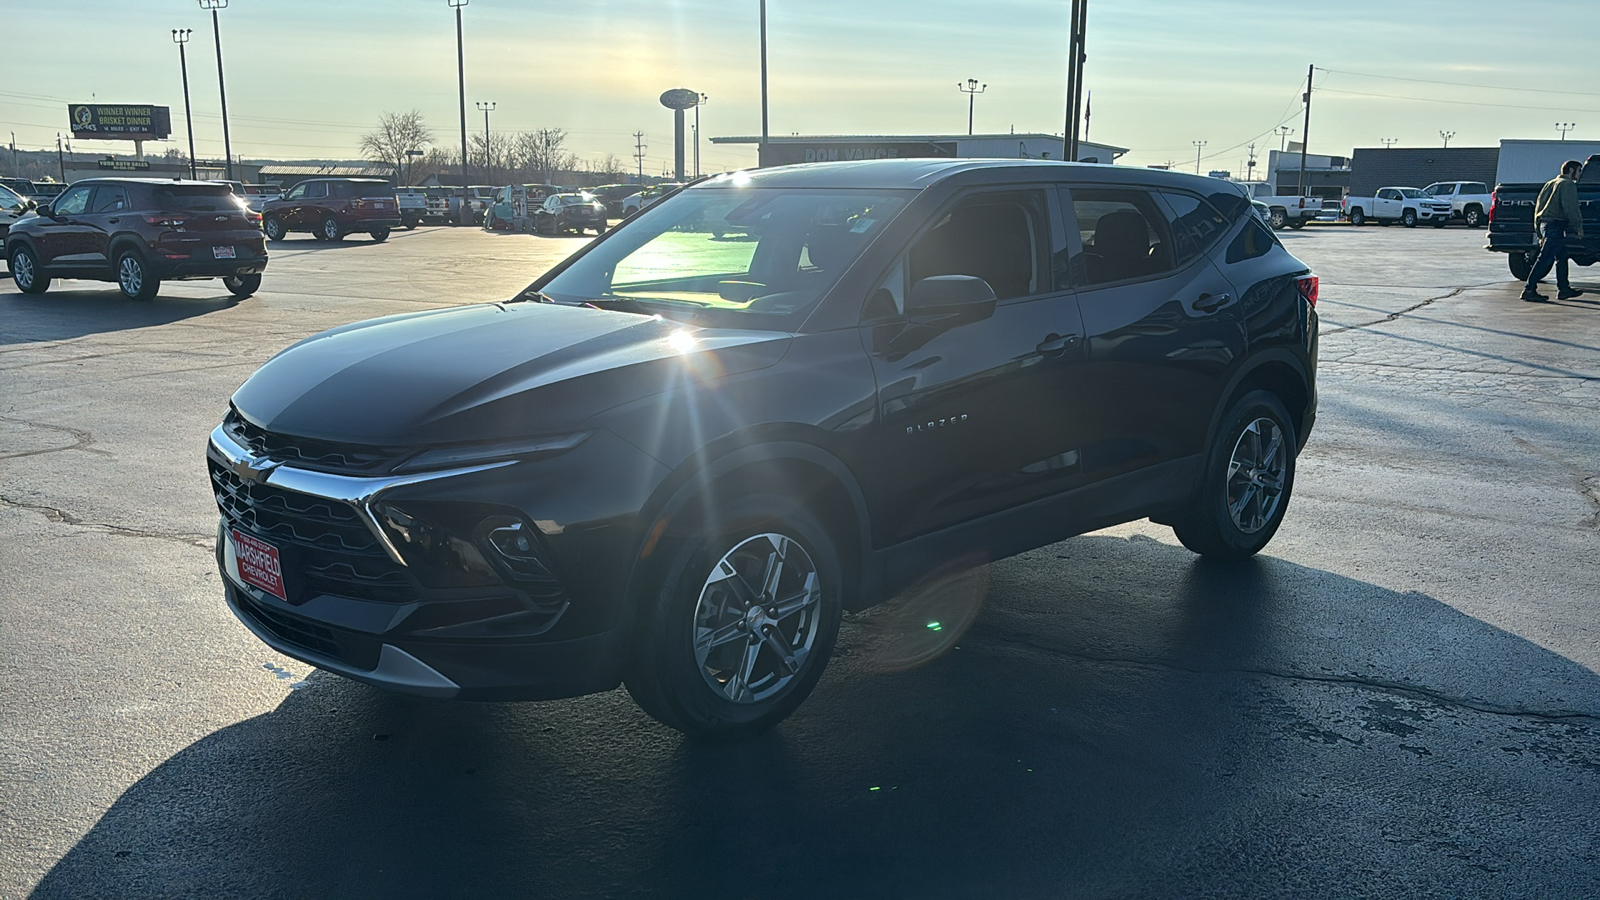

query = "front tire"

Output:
[[10, 245, 50, 294], [321, 217, 343, 242], [116, 249, 159, 301], [1172, 390, 1297, 559], [1402, 210, 1418, 227], [625, 496, 844, 739], [223, 273, 261, 298], [1509, 251, 1533, 281], [370, 227, 390, 243], [263, 215, 286, 242]]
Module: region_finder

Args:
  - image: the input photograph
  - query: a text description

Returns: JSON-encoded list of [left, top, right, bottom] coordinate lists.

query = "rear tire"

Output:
[[1463, 207, 1484, 228], [9, 245, 50, 294], [1349, 209, 1365, 227], [223, 273, 261, 298], [1172, 390, 1297, 559], [370, 227, 390, 243], [263, 216, 286, 242], [1509, 251, 1533, 281], [625, 495, 844, 739], [116, 249, 159, 301], [1286, 218, 1306, 230], [1269, 208, 1287, 229]]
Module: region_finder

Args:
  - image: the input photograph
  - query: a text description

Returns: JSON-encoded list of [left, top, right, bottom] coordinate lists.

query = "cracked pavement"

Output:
[[3, 224, 1598, 898]]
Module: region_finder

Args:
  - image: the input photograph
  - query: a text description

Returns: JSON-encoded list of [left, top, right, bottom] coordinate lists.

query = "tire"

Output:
[[1433, 218, 1447, 228], [10, 245, 50, 294], [320, 217, 343, 242], [370, 227, 390, 243], [1401, 210, 1418, 228], [624, 495, 844, 739], [1349, 209, 1365, 227], [115, 249, 159, 301], [1171, 390, 1297, 559], [1463, 207, 1484, 228], [1286, 218, 1306, 230], [1509, 251, 1533, 281], [223, 273, 261, 298], [263, 216, 286, 242], [1269, 208, 1287, 229]]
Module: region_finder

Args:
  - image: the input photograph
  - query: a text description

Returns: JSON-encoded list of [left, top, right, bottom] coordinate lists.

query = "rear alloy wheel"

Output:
[[10, 245, 50, 294], [1269, 208, 1287, 229], [263, 215, 286, 242], [1349, 209, 1366, 226], [1509, 251, 1533, 281], [1463, 208, 1484, 228], [370, 227, 391, 243], [116, 249, 159, 301], [626, 496, 843, 739], [223, 273, 262, 298], [1401, 210, 1418, 227], [1172, 390, 1296, 559], [321, 217, 343, 242]]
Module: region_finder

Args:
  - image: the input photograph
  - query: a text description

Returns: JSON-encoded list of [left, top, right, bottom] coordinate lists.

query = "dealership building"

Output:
[[710, 133, 1127, 168]]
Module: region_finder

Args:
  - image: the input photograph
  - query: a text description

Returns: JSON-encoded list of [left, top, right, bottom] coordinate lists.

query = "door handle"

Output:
[[1036, 333, 1081, 356], [106, 218, 119, 224], [1192, 292, 1231, 312]]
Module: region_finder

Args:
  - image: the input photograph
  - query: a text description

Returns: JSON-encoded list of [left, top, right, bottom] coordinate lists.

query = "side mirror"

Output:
[[35, 203, 54, 218], [907, 275, 997, 325]]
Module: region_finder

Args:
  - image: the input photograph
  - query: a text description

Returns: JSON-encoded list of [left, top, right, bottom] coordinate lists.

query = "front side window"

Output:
[[1069, 188, 1178, 287], [54, 186, 91, 216], [539, 185, 910, 329], [284, 184, 306, 201], [908, 190, 1050, 301], [303, 182, 329, 199]]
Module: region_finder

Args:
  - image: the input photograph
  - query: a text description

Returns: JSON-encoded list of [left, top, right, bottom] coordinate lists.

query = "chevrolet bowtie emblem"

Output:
[[229, 454, 280, 484]]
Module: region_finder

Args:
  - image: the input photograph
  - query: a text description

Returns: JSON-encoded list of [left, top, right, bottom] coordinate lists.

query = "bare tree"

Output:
[[470, 131, 515, 185], [359, 110, 434, 186], [596, 153, 627, 183], [516, 129, 577, 185]]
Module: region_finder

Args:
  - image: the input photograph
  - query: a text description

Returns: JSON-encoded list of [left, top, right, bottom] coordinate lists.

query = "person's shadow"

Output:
[[27, 534, 1600, 899]]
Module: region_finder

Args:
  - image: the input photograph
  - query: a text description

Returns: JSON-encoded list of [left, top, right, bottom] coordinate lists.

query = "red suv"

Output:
[[5, 178, 267, 301], [261, 178, 401, 243]]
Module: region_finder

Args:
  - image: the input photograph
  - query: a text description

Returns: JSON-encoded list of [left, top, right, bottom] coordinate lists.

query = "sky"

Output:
[[3, 0, 1598, 177]]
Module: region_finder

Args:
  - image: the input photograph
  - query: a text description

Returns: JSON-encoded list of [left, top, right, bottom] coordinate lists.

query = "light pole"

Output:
[[449, 0, 471, 223], [197, 0, 233, 181], [1193, 140, 1207, 174], [402, 148, 424, 186], [759, 0, 769, 163], [958, 78, 986, 136], [1439, 130, 1456, 148], [1380, 137, 1398, 148], [1275, 125, 1294, 153], [1557, 122, 1576, 140], [693, 94, 707, 177], [476, 101, 495, 182], [172, 28, 197, 180]]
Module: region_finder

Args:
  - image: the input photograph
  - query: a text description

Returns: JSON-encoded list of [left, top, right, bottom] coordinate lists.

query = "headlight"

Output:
[[392, 432, 590, 474]]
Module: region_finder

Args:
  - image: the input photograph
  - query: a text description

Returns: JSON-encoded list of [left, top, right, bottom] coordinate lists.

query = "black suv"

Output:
[[208, 160, 1318, 738], [7, 178, 267, 300]]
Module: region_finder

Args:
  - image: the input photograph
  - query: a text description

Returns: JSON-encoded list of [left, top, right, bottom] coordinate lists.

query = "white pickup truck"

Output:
[[395, 189, 428, 229], [1421, 181, 1493, 228], [1342, 187, 1454, 227], [1240, 182, 1322, 229]]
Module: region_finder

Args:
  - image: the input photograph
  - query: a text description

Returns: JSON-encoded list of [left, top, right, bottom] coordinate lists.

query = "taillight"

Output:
[[144, 215, 187, 227], [1296, 274, 1319, 308], [1488, 189, 1500, 224]]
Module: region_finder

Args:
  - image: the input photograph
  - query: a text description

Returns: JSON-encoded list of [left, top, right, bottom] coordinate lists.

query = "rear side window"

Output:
[[152, 185, 236, 211], [332, 181, 393, 199], [1226, 219, 1279, 264], [1069, 188, 1177, 287], [908, 190, 1050, 301], [1159, 191, 1229, 263], [90, 185, 130, 213]]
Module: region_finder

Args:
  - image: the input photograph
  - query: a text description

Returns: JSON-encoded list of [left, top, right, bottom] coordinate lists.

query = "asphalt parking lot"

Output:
[[3, 222, 1598, 898]]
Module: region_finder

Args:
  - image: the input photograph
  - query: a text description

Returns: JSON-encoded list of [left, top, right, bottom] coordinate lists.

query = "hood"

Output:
[[231, 302, 791, 446]]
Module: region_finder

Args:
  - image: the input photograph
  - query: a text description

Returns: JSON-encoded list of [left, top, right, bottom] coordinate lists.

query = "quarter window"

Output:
[[907, 190, 1050, 301], [1068, 189, 1178, 287], [1158, 191, 1229, 263]]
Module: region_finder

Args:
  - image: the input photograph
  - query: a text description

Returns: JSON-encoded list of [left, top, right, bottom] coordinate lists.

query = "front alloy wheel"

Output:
[[692, 533, 825, 705], [11, 246, 50, 294]]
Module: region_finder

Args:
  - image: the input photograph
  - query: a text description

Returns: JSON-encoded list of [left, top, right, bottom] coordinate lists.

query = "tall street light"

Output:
[[449, 0, 471, 223], [477, 101, 495, 182], [759, 0, 769, 165], [1439, 130, 1455, 148], [694, 93, 707, 177], [172, 28, 197, 180], [958, 78, 986, 136], [1276, 125, 1294, 153], [197, 0, 233, 181], [1557, 122, 1576, 140]]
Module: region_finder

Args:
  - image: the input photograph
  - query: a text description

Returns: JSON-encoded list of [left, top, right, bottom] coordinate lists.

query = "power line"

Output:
[[1317, 86, 1600, 115], [1315, 67, 1600, 99]]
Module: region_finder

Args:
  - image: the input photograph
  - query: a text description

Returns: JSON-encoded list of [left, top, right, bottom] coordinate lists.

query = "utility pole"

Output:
[[1439, 130, 1455, 148], [57, 134, 66, 182], [476, 101, 495, 182], [198, 0, 233, 181], [1193, 140, 1207, 174], [1296, 64, 1313, 199], [1557, 122, 1576, 140], [449, 0, 471, 223], [172, 29, 197, 179], [1061, 0, 1087, 162], [1276, 125, 1294, 153], [633, 131, 647, 184], [759, 0, 769, 163], [958, 78, 986, 136], [1245, 142, 1257, 183]]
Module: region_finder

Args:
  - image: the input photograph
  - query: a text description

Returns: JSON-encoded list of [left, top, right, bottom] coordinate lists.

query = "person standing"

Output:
[[1522, 159, 1587, 302]]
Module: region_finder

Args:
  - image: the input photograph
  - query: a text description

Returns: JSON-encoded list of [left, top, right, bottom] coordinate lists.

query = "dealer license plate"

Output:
[[231, 528, 286, 600], [213, 245, 236, 259]]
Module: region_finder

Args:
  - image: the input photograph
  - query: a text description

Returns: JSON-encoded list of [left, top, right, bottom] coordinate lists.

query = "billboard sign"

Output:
[[97, 159, 152, 171], [659, 89, 701, 111], [69, 104, 172, 141]]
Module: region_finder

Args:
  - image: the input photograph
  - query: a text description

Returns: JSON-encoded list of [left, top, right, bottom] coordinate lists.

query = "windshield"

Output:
[[0, 183, 23, 208], [1422, 184, 1446, 195], [557, 194, 597, 206], [538, 185, 910, 329], [1399, 188, 1426, 199]]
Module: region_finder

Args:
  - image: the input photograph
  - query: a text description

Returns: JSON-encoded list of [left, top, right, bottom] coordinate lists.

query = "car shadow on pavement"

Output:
[[0, 290, 241, 345], [26, 535, 1600, 899]]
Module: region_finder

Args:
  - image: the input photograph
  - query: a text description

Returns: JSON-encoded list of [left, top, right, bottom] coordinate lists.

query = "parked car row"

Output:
[[0, 176, 70, 205]]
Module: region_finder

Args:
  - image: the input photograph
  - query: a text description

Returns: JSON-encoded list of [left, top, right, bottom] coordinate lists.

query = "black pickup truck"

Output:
[[1487, 154, 1600, 280]]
